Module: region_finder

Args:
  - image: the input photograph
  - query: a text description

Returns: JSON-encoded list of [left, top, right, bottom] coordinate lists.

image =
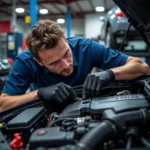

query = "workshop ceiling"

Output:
[[0, 0, 116, 19]]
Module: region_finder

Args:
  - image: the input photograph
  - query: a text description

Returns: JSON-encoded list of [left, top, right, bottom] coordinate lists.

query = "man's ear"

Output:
[[34, 58, 43, 66]]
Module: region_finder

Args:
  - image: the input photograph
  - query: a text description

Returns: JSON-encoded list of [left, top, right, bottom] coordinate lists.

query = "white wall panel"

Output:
[[85, 13, 105, 39]]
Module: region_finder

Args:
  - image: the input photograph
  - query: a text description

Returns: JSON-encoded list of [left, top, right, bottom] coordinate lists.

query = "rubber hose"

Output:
[[77, 120, 116, 150]]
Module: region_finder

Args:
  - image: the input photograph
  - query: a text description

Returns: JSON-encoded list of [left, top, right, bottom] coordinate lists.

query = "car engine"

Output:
[[1, 75, 150, 150]]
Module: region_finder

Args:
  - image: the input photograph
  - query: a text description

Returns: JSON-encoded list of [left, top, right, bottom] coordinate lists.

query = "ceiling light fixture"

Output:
[[39, 9, 48, 14], [95, 6, 105, 12], [15, 8, 25, 13], [57, 19, 65, 24]]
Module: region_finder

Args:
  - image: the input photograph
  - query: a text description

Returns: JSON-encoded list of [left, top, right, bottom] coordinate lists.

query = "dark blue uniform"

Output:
[[2, 37, 128, 95]]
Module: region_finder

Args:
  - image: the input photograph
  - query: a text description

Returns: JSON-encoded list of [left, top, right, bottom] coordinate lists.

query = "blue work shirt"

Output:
[[2, 37, 128, 95]]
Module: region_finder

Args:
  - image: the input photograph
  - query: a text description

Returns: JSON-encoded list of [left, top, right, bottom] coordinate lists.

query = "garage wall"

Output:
[[58, 18, 85, 37], [21, 18, 85, 37], [70, 18, 85, 37], [85, 13, 105, 39], [0, 13, 105, 39], [0, 15, 29, 35], [0, 15, 85, 38], [16, 20, 30, 36]]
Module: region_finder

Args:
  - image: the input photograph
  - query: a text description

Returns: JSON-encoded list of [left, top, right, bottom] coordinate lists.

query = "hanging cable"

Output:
[[119, 22, 132, 51], [49, 118, 75, 127], [140, 137, 150, 147], [125, 127, 139, 150], [126, 135, 133, 150]]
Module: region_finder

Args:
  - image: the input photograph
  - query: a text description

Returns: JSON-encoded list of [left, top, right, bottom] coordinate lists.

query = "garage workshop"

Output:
[[0, 0, 150, 150]]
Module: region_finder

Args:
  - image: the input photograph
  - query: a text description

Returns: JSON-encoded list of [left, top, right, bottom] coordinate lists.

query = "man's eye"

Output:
[[51, 62, 58, 66], [64, 51, 69, 58]]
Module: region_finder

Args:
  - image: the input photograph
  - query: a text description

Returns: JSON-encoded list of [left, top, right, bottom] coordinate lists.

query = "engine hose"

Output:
[[140, 137, 150, 147], [76, 120, 117, 150], [126, 135, 132, 150], [48, 118, 74, 127]]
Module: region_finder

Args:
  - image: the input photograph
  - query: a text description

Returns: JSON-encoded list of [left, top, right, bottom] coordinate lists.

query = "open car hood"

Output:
[[113, 0, 150, 46]]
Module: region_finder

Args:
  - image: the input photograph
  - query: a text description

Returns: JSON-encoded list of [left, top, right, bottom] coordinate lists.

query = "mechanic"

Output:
[[0, 19, 149, 112]]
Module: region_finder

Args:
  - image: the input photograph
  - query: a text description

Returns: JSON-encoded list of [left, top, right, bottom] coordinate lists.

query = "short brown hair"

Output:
[[26, 19, 65, 60]]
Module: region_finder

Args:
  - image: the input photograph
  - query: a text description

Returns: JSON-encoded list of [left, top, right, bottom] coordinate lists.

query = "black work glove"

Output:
[[82, 69, 115, 98], [38, 82, 77, 112]]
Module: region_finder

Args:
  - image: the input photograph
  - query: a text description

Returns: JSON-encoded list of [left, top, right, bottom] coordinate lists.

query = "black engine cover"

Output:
[[29, 127, 75, 149], [59, 94, 149, 118]]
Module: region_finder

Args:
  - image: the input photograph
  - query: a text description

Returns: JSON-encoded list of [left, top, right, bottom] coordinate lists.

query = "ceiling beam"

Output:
[[76, 1, 84, 13], [0, 0, 67, 7], [0, 10, 11, 16], [88, 0, 95, 11], [0, 1, 12, 7], [52, 4, 65, 13], [40, 9, 97, 18], [0, 0, 98, 18], [19, 0, 64, 5], [0, 0, 85, 7], [17, 9, 97, 20], [66, 0, 85, 3], [59, 0, 79, 17], [39, 5, 53, 14], [103, 0, 107, 10]]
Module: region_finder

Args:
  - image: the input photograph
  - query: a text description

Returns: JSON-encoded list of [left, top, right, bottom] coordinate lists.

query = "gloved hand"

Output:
[[82, 69, 115, 98], [38, 82, 77, 112]]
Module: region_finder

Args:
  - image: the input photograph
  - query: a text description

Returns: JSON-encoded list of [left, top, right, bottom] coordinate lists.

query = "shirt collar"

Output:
[[43, 51, 78, 74]]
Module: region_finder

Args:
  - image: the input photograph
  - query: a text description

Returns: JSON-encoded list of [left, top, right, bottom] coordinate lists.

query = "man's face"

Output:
[[37, 38, 74, 76]]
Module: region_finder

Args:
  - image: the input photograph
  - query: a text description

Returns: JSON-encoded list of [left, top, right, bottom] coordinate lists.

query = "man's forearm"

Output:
[[0, 90, 38, 112], [111, 57, 150, 80]]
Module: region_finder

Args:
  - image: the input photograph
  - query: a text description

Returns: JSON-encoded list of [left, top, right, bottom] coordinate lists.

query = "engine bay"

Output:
[[1, 75, 150, 150]]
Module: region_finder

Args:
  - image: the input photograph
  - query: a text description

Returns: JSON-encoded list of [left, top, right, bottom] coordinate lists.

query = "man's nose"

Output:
[[61, 59, 69, 68]]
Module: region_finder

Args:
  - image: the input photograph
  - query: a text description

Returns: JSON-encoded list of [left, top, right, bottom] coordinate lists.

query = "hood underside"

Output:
[[113, 0, 150, 46]]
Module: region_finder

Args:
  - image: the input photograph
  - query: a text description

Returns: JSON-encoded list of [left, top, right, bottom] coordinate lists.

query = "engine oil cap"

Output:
[[38, 129, 47, 136]]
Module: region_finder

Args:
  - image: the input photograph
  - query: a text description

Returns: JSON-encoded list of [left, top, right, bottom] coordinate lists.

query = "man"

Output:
[[0, 19, 149, 112]]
